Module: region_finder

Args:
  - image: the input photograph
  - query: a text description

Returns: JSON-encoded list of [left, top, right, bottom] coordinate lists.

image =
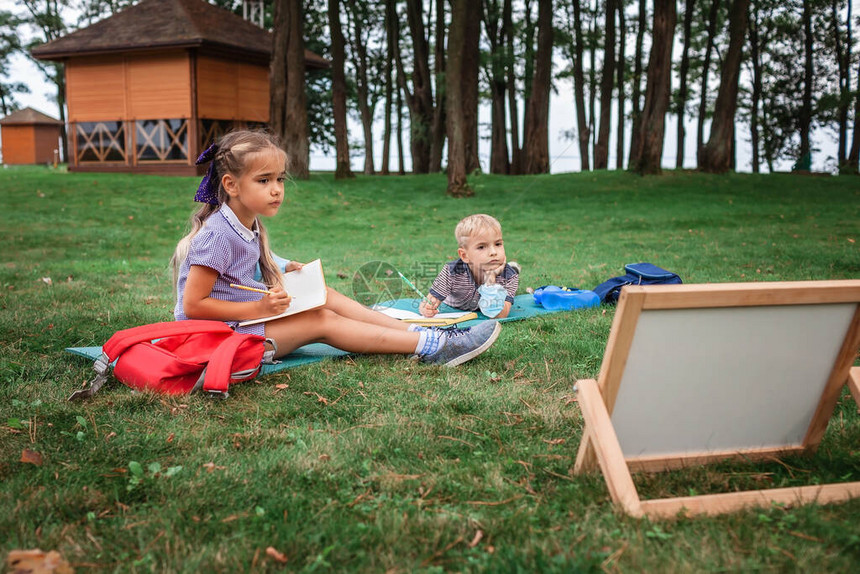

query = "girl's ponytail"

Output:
[[170, 203, 217, 290], [256, 224, 283, 289]]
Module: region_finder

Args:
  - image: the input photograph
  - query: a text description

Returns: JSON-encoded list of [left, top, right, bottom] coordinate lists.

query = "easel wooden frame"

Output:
[[574, 280, 860, 519]]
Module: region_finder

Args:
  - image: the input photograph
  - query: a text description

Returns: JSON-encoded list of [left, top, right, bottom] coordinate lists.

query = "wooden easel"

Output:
[[574, 280, 860, 519]]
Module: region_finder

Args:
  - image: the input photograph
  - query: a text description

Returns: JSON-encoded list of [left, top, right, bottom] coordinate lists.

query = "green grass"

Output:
[[1, 165, 859, 572]]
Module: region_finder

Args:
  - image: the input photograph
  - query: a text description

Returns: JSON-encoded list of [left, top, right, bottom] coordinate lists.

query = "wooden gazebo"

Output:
[[31, 0, 327, 175], [0, 107, 63, 165]]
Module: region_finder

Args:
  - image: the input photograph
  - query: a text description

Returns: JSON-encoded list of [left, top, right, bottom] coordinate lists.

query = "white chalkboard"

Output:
[[573, 280, 860, 518], [611, 303, 856, 457]]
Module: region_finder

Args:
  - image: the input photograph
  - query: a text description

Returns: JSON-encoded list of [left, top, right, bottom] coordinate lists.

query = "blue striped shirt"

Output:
[[429, 259, 519, 312]]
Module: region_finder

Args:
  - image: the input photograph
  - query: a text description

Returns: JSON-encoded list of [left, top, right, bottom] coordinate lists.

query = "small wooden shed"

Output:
[[31, 0, 327, 175], [0, 107, 64, 165]]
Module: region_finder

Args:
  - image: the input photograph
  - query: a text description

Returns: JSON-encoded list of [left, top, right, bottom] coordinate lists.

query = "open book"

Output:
[[238, 259, 327, 326], [372, 306, 477, 327]]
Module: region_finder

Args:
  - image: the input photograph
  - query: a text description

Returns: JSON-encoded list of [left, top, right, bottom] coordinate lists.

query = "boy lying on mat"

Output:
[[420, 214, 520, 319]]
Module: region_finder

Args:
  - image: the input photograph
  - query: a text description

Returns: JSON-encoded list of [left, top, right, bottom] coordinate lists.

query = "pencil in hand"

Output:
[[229, 283, 274, 295], [230, 283, 295, 301]]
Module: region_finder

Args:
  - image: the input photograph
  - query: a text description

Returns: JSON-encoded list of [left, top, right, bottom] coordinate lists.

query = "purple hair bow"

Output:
[[194, 143, 220, 205]]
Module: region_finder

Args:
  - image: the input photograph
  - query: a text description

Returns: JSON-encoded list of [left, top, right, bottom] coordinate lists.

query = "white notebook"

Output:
[[371, 306, 477, 326], [238, 259, 327, 326], [373, 307, 471, 321]]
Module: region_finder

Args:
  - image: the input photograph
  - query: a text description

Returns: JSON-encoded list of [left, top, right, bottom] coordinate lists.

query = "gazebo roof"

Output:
[[31, 0, 328, 68], [0, 107, 63, 126]]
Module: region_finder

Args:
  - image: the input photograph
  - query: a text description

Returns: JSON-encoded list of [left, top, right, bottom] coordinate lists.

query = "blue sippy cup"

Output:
[[478, 283, 506, 317]]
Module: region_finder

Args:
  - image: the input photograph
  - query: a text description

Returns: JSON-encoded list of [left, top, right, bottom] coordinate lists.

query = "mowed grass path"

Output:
[[1, 166, 859, 572]]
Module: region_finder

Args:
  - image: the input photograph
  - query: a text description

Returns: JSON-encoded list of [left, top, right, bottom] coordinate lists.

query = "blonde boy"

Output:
[[420, 214, 520, 319]]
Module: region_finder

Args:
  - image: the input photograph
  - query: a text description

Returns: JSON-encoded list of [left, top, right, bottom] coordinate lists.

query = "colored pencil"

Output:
[[229, 283, 274, 295], [397, 271, 426, 299]]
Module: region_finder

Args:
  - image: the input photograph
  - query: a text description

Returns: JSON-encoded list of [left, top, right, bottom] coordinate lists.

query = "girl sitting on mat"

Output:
[[170, 129, 500, 367]]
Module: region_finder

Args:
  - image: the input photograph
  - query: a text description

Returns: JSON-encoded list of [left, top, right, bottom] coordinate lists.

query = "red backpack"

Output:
[[68, 320, 266, 400]]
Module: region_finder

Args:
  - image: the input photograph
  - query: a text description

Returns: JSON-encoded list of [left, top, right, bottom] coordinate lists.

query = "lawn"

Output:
[[1, 165, 859, 572]]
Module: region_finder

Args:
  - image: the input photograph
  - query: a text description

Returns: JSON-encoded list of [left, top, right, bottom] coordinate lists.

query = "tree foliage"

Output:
[[8, 0, 860, 178], [0, 10, 29, 115]]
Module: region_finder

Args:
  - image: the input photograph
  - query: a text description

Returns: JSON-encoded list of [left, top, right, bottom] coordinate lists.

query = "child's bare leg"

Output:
[[322, 287, 411, 330], [265, 307, 420, 357]]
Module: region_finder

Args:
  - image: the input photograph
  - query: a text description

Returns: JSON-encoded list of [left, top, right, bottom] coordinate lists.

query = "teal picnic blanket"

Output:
[[66, 294, 566, 374], [66, 342, 350, 376]]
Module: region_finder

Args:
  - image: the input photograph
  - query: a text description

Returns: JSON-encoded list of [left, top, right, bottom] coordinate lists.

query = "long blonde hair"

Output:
[[171, 130, 288, 290]]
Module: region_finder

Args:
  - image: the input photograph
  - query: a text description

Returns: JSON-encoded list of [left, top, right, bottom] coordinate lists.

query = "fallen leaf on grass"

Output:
[[303, 391, 329, 405], [202, 462, 226, 473], [788, 530, 824, 543], [542, 438, 566, 446], [6, 549, 73, 574], [41, 277, 53, 286], [266, 547, 288, 563], [20, 449, 43, 466]]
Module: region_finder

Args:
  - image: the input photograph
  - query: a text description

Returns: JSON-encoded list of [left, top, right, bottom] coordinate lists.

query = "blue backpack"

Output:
[[592, 262, 682, 304]]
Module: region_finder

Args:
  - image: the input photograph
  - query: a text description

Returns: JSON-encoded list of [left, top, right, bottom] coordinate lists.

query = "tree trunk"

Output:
[[270, 0, 309, 178], [797, 0, 813, 171], [696, 0, 721, 167], [522, 0, 553, 174], [629, 0, 676, 175], [588, 0, 597, 152], [616, 4, 626, 170], [627, 0, 647, 167], [382, 0, 395, 175], [595, 0, 616, 170], [848, 2, 860, 174], [676, 0, 695, 169], [392, 8, 410, 175], [831, 0, 848, 168], [52, 63, 68, 163], [396, 66, 407, 175], [572, 0, 590, 171], [763, 101, 775, 172], [484, 0, 510, 174], [519, 0, 537, 173], [748, 0, 762, 173], [327, 0, 354, 179], [404, 0, 435, 173], [462, 0, 482, 173], [504, 0, 522, 174], [270, 0, 287, 139], [21, 0, 68, 162], [446, 0, 473, 196], [430, 0, 446, 172], [700, 0, 751, 173], [523, 1, 535, 101], [346, 0, 375, 174]]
